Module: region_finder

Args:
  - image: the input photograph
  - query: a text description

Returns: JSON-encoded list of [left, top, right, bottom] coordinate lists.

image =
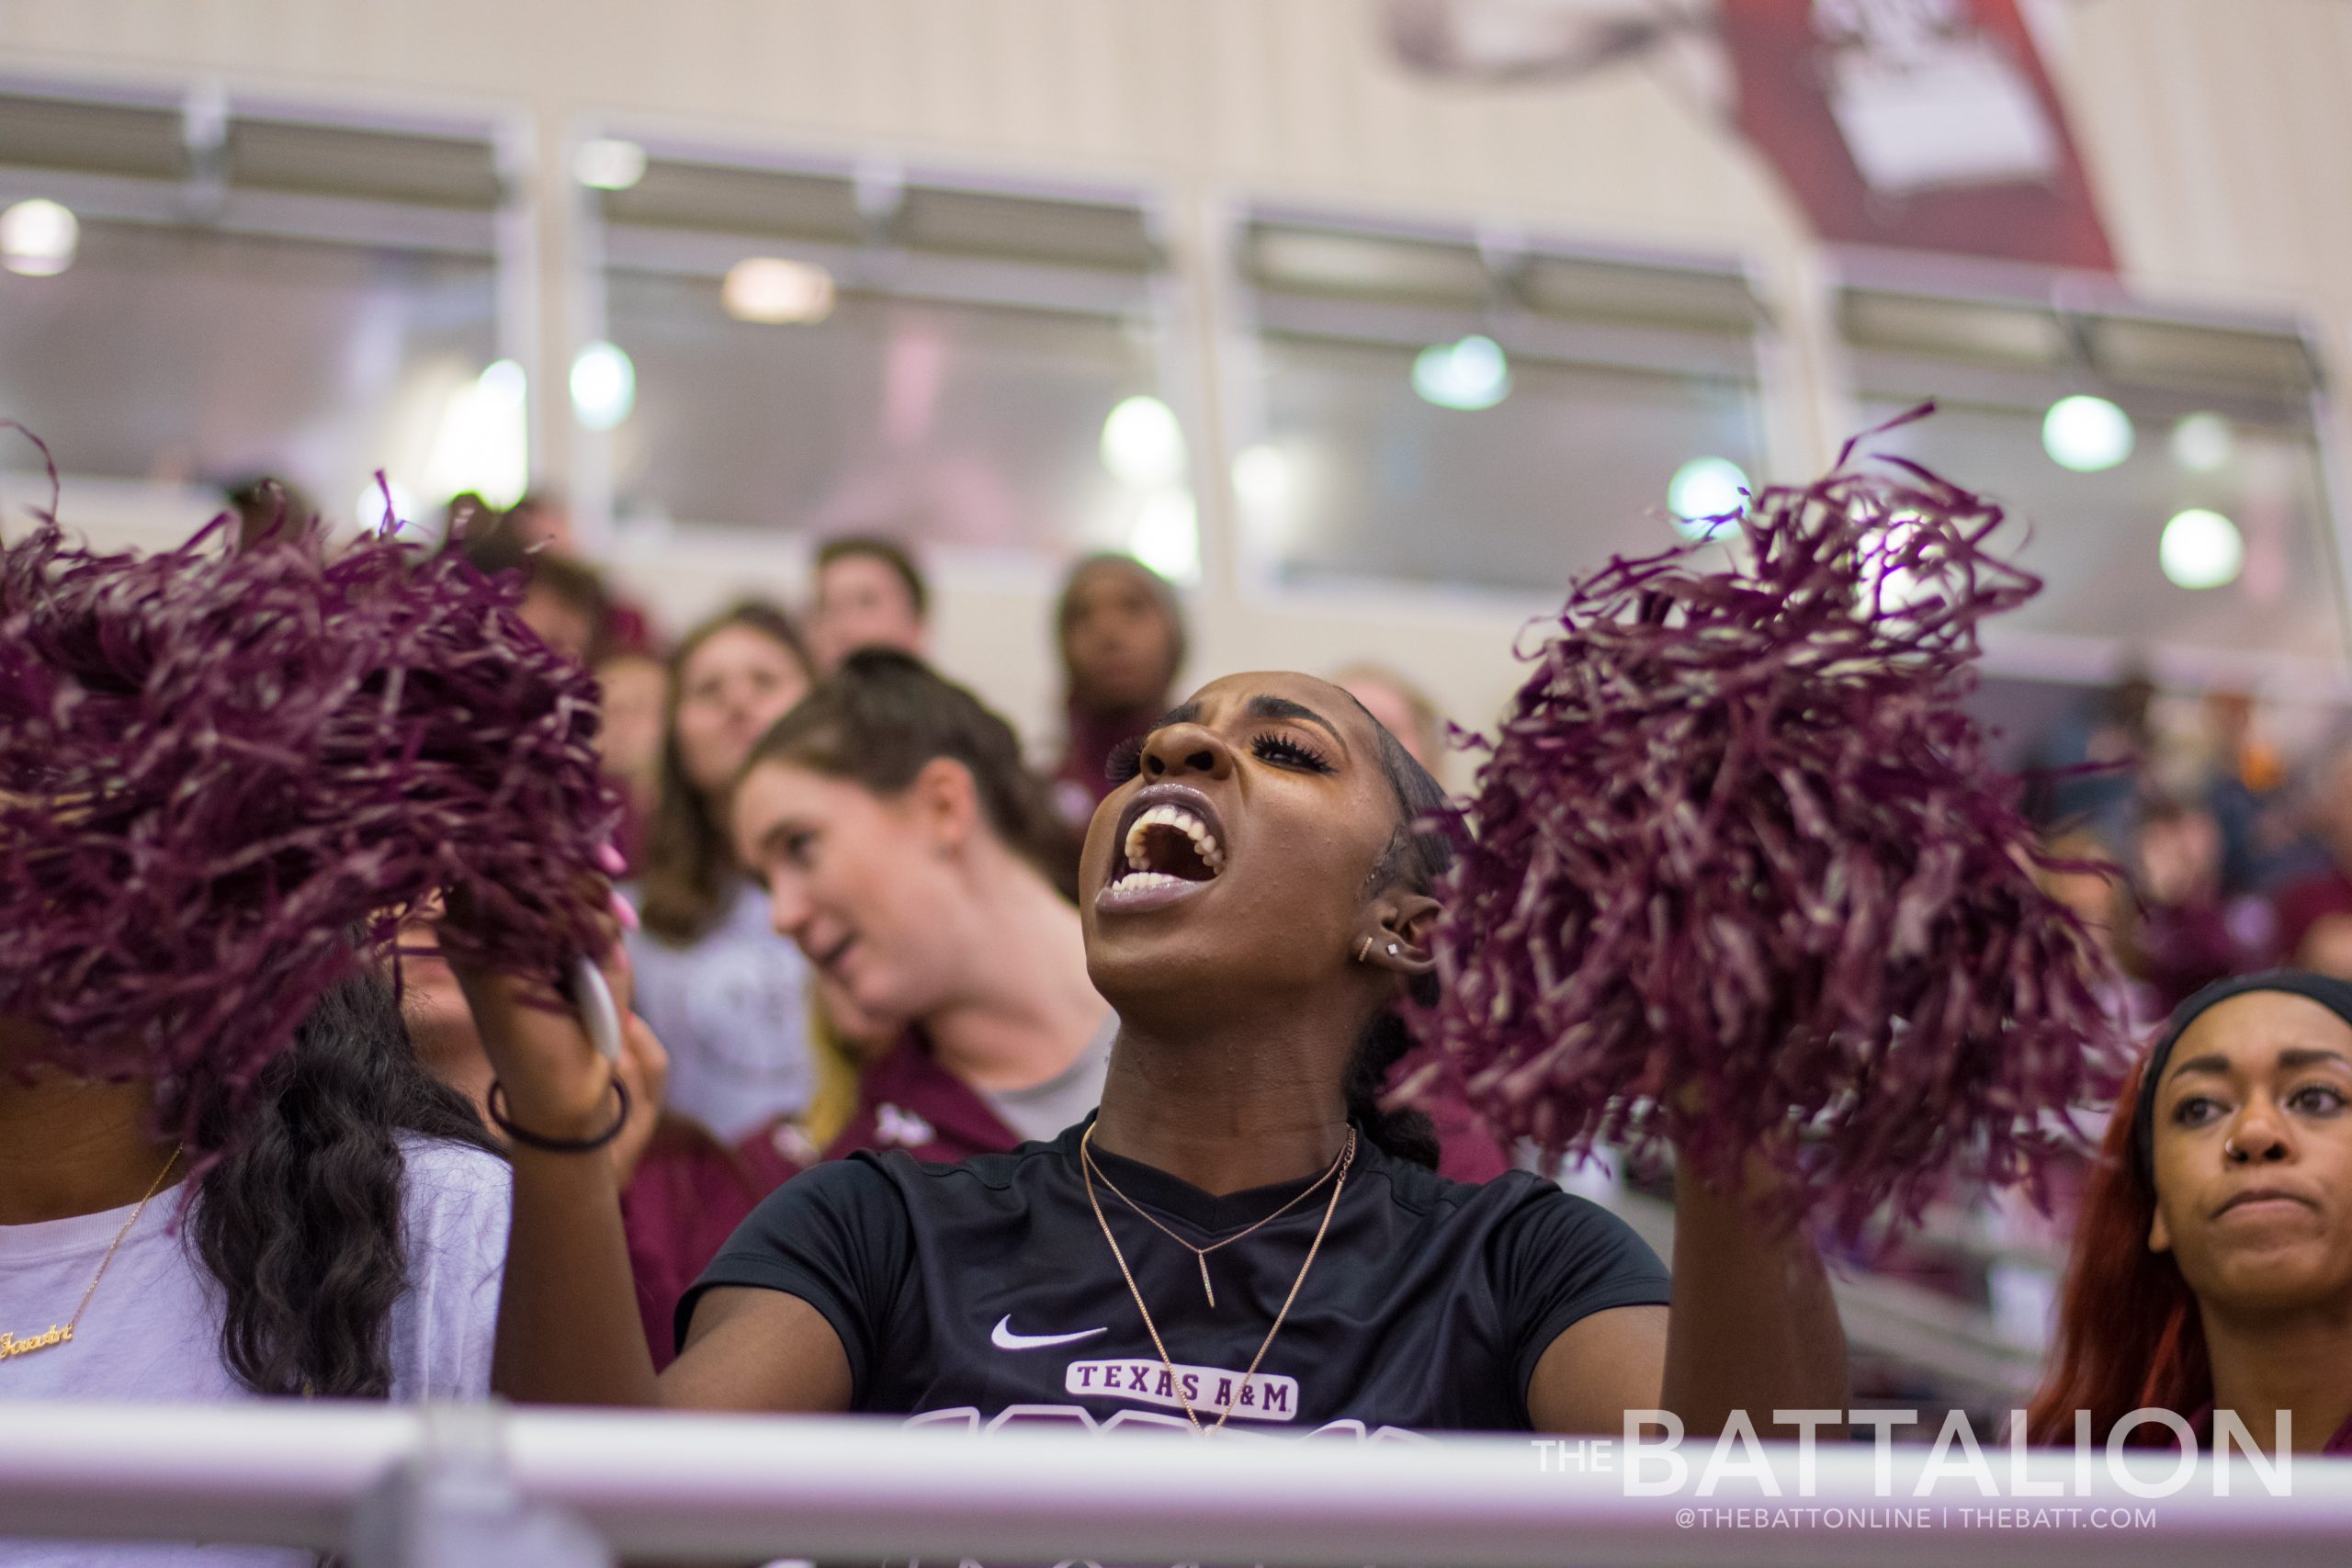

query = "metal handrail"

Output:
[[5, 1401, 2352, 1567]]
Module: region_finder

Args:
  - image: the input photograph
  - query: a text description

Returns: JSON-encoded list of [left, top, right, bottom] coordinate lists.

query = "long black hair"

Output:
[[183, 967, 502, 1398], [1344, 709, 1454, 1169]]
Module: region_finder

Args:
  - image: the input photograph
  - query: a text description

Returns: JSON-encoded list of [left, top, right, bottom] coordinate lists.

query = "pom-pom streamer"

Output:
[[0, 429, 620, 1158], [1411, 405, 2129, 1236]]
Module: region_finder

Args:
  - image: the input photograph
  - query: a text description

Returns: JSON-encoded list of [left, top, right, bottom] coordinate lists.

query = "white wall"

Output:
[[6, 0, 2352, 773]]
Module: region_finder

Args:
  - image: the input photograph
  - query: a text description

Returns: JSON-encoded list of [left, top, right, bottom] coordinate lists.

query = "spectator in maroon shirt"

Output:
[[2271, 744, 2352, 977]]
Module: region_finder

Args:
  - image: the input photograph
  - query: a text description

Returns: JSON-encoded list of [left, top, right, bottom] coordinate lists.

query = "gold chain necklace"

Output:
[[1079, 1122, 1352, 1434], [1, 1145, 181, 1365], [1081, 1127, 1350, 1309]]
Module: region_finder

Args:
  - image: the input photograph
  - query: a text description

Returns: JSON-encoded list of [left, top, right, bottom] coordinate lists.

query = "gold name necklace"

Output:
[[1079, 1122, 1353, 1434], [1, 1145, 181, 1365]]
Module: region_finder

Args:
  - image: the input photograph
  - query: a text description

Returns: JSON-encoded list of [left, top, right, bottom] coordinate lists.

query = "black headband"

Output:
[[2132, 967, 2352, 1179]]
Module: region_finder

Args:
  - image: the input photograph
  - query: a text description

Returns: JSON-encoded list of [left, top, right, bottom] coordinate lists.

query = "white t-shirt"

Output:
[[0, 1134, 512, 1566], [624, 879, 814, 1142]]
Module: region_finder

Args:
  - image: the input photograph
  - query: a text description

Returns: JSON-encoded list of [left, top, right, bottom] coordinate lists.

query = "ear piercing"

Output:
[[1355, 937, 1402, 963]]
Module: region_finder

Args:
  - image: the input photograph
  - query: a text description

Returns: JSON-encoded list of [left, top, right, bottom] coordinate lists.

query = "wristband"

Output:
[[487, 1077, 630, 1153]]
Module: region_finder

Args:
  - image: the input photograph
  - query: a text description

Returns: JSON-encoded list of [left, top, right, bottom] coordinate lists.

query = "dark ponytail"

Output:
[[186, 967, 502, 1398], [1342, 712, 1456, 1169]]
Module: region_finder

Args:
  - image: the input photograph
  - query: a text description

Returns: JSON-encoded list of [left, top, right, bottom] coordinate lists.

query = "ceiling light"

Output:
[[570, 341, 636, 432], [1668, 457, 1750, 538], [1128, 490, 1200, 584], [0, 198, 79, 277], [1411, 334, 1510, 411], [2169, 412, 2233, 474], [722, 256, 836, 324], [2160, 508, 2243, 590], [573, 138, 648, 192], [1101, 395, 1186, 488], [2041, 394, 2133, 473]]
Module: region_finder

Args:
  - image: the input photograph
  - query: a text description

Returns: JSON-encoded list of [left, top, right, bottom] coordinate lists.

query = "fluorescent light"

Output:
[[1101, 395, 1186, 488], [570, 342, 636, 432], [1, 198, 79, 276], [1232, 444, 1291, 510], [356, 477, 421, 536], [2169, 412, 2233, 474], [2041, 394, 2133, 473], [1668, 457, 1750, 538], [424, 360, 530, 509], [1411, 334, 1510, 411], [722, 256, 836, 324], [1128, 490, 1200, 584], [2160, 508, 2243, 590], [573, 139, 648, 192]]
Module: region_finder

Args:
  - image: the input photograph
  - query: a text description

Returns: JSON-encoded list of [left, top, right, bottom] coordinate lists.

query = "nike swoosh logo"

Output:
[[990, 1316, 1108, 1351]]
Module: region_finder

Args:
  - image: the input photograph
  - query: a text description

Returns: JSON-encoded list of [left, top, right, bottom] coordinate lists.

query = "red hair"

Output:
[[2026, 1058, 2210, 1443]]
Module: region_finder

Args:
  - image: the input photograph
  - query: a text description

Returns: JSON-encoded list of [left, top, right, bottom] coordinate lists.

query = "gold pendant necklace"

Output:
[[1081, 1125, 1350, 1309], [1, 1145, 180, 1365], [1080, 1122, 1353, 1434]]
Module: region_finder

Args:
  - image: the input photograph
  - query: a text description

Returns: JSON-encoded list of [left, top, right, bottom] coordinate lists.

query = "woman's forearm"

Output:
[[492, 1145, 662, 1406], [1659, 1159, 1848, 1438]]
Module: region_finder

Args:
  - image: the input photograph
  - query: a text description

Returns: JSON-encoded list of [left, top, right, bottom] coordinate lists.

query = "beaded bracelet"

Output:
[[487, 1077, 631, 1154]]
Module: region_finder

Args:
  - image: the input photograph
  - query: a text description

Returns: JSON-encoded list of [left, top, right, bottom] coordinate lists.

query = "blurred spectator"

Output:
[[594, 649, 670, 872], [627, 604, 820, 1141], [1335, 662, 1447, 773], [501, 491, 575, 555], [459, 491, 655, 656], [514, 554, 610, 665], [2036, 829, 2158, 1030], [2026, 670, 2154, 845], [1048, 554, 1186, 833], [809, 535, 930, 671], [222, 474, 317, 551], [2271, 739, 2352, 976], [2125, 798, 2266, 1011]]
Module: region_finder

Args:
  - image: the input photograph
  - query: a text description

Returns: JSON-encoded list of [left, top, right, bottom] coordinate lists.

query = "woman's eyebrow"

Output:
[[1244, 694, 1350, 755], [2165, 1051, 2232, 1082], [1154, 699, 1203, 729], [2278, 1046, 2352, 1073]]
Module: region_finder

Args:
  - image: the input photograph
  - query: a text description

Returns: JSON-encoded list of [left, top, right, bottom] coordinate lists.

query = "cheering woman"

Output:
[[468, 670, 1840, 1434], [2029, 971, 2352, 1452]]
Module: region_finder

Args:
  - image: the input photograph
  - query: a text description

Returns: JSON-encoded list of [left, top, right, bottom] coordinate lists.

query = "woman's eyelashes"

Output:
[[1106, 728, 1334, 782], [1250, 732, 1334, 773]]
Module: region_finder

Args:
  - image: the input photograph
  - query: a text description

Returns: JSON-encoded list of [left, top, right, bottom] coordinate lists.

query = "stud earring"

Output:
[[1387, 943, 1398, 955]]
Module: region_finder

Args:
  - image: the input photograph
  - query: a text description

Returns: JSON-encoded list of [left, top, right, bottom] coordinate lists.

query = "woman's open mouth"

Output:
[[1097, 784, 1227, 914]]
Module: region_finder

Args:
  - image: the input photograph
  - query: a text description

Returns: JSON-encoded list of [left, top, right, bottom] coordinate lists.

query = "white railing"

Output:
[[3, 1402, 2352, 1566]]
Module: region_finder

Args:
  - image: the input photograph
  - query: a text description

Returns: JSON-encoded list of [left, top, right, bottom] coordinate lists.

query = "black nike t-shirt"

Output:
[[682, 1119, 1669, 1437]]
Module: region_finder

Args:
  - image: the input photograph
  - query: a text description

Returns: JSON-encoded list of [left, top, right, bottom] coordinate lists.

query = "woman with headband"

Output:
[[2030, 971, 2352, 1452]]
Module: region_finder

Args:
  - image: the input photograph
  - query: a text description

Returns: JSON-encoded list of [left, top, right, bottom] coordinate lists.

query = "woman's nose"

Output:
[[2226, 1105, 2293, 1163], [1140, 723, 1234, 782]]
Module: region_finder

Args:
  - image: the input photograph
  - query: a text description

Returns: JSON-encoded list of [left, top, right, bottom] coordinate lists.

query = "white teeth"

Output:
[[1121, 803, 1227, 876]]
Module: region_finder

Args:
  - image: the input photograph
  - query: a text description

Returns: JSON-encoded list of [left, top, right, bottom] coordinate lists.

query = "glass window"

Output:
[[1247, 333, 1765, 593], [1856, 397, 2343, 665], [605, 273, 1163, 556], [0, 219, 499, 517], [1232, 212, 1770, 597]]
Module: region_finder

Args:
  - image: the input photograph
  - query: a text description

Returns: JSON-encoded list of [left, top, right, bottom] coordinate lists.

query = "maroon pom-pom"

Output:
[[0, 446, 620, 1158], [1410, 406, 2130, 1236]]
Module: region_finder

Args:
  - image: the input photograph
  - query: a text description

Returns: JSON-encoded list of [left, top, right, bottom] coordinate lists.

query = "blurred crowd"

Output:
[[2026, 672, 2352, 1021]]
